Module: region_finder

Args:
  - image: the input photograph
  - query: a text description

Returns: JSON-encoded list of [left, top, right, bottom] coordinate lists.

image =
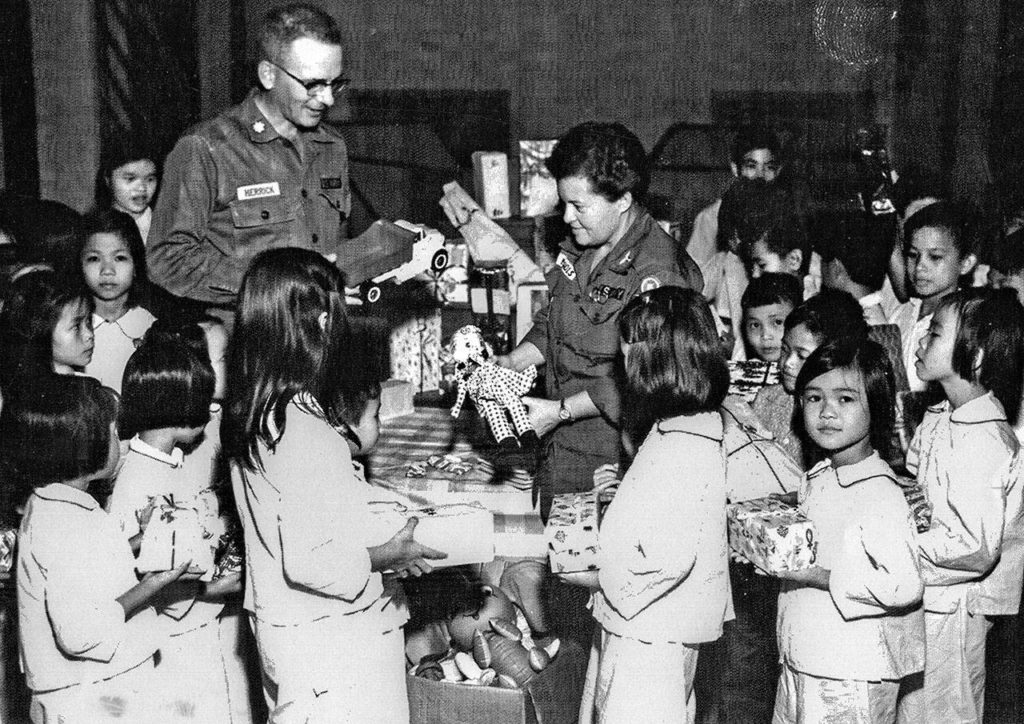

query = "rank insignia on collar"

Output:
[[252, 121, 266, 133], [556, 251, 577, 281], [618, 251, 633, 266], [640, 276, 661, 292]]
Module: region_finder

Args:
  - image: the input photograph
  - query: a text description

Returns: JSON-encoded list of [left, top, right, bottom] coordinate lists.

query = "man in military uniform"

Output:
[[497, 121, 703, 518], [148, 3, 351, 313]]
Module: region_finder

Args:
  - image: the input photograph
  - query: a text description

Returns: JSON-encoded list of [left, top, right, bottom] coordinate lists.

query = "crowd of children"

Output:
[[0, 121, 1023, 724]]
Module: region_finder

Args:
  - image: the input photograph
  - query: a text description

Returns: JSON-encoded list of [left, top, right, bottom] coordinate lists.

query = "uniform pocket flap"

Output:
[[230, 197, 297, 228]]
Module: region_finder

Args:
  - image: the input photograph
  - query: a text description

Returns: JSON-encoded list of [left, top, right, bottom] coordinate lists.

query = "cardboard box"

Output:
[[369, 501, 495, 567], [408, 638, 587, 724], [545, 493, 600, 574], [727, 497, 817, 574], [380, 378, 416, 421]]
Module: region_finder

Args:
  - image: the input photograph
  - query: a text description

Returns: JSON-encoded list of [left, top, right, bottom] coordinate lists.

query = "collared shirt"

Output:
[[107, 432, 224, 632], [523, 208, 700, 468], [148, 90, 351, 305], [135, 206, 152, 246], [231, 400, 405, 630], [84, 307, 156, 394], [907, 393, 1024, 614], [778, 453, 924, 681], [593, 411, 731, 644], [888, 298, 929, 392], [18, 484, 158, 692]]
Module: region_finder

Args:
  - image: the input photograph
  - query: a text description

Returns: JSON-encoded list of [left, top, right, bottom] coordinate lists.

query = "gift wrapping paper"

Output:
[[545, 492, 600, 573], [136, 502, 217, 582], [727, 496, 817, 574], [390, 310, 442, 392]]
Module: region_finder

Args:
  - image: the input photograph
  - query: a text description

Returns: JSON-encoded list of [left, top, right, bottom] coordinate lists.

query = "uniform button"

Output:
[[260, 210, 270, 220], [311, 233, 319, 244], [301, 189, 308, 198]]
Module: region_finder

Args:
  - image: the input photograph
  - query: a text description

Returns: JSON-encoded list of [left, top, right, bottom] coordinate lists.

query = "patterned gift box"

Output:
[[728, 360, 780, 403], [727, 496, 817, 574], [0, 528, 15, 574], [367, 501, 495, 568], [136, 501, 217, 582], [545, 492, 600, 574], [390, 309, 442, 392]]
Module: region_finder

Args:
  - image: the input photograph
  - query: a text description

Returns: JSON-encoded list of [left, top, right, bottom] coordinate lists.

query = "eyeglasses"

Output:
[[270, 62, 350, 97]]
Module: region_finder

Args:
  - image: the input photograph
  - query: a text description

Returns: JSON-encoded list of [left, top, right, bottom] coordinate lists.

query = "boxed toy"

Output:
[[0, 528, 15, 574], [390, 309, 443, 393], [407, 637, 587, 724], [545, 492, 600, 574], [369, 501, 495, 567], [727, 496, 817, 574], [136, 501, 216, 581]]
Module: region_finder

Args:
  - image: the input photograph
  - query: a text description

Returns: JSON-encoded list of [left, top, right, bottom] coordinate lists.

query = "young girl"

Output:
[[106, 331, 254, 722], [898, 287, 1024, 723], [0, 268, 94, 391], [773, 338, 924, 723], [569, 286, 732, 723], [889, 200, 977, 392], [2, 374, 190, 721], [95, 148, 159, 244], [79, 209, 156, 392], [223, 248, 444, 722], [753, 289, 868, 465]]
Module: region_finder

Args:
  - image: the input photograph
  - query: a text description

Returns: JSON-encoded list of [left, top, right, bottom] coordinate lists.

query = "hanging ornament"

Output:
[[813, 0, 898, 68]]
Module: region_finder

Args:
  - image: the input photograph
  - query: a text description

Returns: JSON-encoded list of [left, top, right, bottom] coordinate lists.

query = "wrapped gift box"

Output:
[[728, 360, 779, 403], [136, 502, 216, 582], [727, 497, 817, 574], [0, 528, 15, 574], [545, 493, 600, 574], [368, 501, 495, 567], [390, 310, 443, 393]]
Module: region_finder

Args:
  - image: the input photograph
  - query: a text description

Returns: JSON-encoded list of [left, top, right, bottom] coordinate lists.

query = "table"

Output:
[[365, 407, 545, 558]]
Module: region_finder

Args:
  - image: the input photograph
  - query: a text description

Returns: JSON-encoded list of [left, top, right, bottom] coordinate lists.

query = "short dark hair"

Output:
[[814, 210, 892, 291], [0, 375, 118, 497], [731, 125, 782, 167], [618, 286, 729, 419], [937, 287, 1024, 424], [892, 165, 948, 217], [987, 227, 1024, 276], [0, 269, 91, 390], [741, 272, 802, 312], [80, 209, 149, 309], [260, 3, 342, 64], [903, 200, 975, 259], [795, 337, 897, 463], [119, 337, 215, 438], [94, 146, 159, 211], [784, 288, 868, 341], [718, 182, 805, 260], [545, 122, 649, 202]]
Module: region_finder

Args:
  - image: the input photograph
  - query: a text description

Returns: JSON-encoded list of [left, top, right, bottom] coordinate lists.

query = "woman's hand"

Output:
[[593, 463, 621, 502], [369, 517, 448, 578], [522, 396, 562, 438], [557, 570, 600, 590]]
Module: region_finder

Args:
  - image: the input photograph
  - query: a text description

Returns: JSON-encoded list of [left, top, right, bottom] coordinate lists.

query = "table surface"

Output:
[[365, 407, 537, 513]]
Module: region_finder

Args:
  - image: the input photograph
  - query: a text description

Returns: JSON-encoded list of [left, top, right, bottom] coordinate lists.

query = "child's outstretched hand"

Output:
[[118, 559, 197, 619], [593, 463, 621, 502], [370, 517, 447, 578], [775, 565, 830, 590], [202, 571, 243, 600]]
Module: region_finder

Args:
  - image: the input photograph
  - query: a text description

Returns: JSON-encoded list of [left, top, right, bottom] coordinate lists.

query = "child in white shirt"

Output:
[[773, 337, 924, 723], [79, 209, 156, 392], [3, 375, 191, 722], [107, 326, 253, 722], [897, 288, 1024, 723]]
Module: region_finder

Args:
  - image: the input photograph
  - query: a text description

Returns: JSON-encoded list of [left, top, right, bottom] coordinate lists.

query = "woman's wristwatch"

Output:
[[558, 399, 574, 423]]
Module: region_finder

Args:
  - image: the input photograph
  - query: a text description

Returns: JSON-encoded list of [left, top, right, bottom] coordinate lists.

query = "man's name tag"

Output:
[[236, 182, 281, 201]]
